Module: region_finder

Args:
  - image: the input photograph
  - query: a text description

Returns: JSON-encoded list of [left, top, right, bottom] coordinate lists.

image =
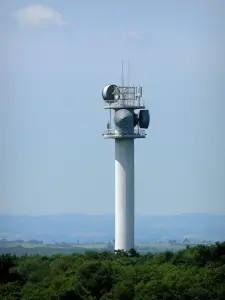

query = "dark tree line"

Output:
[[0, 242, 225, 299]]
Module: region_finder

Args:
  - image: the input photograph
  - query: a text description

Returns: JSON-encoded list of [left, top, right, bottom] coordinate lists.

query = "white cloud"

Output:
[[14, 4, 67, 28]]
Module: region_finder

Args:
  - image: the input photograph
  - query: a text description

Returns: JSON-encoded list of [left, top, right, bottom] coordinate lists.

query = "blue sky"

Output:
[[0, 0, 224, 215]]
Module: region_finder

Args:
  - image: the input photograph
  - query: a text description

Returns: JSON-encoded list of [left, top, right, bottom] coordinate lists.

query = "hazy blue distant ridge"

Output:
[[0, 213, 224, 243]]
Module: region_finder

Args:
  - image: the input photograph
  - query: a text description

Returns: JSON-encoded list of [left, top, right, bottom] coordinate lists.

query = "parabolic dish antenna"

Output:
[[102, 85, 120, 104]]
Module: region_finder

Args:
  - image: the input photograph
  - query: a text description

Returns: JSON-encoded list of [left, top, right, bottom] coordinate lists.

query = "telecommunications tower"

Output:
[[102, 62, 150, 251]]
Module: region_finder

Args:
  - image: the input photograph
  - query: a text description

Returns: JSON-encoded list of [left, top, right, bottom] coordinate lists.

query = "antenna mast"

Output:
[[121, 60, 124, 86], [128, 59, 130, 87]]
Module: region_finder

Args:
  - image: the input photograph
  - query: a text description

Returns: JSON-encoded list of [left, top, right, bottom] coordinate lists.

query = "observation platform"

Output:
[[104, 99, 145, 109], [102, 129, 146, 139]]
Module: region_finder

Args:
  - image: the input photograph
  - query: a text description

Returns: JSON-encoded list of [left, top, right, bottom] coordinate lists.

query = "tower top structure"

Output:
[[102, 83, 150, 139]]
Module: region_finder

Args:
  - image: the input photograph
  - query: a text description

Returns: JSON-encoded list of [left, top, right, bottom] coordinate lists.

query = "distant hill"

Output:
[[0, 213, 224, 243]]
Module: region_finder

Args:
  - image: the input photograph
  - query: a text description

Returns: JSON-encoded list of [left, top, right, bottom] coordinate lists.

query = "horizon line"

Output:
[[0, 212, 224, 217]]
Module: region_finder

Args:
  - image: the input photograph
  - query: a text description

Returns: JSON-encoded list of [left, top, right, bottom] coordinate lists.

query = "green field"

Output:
[[137, 242, 189, 250], [74, 243, 106, 249], [0, 241, 197, 257], [4, 242, 189, 250]]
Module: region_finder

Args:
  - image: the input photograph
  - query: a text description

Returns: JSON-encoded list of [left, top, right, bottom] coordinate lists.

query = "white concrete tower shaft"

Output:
[[115, 139, 134, 251]]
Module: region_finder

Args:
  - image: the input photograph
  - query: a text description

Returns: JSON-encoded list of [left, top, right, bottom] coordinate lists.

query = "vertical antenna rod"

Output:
[[128, 59, 130, 87], [121, 60, 124, 86]]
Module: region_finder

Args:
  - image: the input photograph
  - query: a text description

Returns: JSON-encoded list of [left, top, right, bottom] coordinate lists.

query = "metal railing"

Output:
[[103, 129, 146, 137], [104, 99, 145, 108]]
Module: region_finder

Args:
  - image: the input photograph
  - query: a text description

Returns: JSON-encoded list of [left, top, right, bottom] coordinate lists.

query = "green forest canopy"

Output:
[[1, 242, 225, 300]]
